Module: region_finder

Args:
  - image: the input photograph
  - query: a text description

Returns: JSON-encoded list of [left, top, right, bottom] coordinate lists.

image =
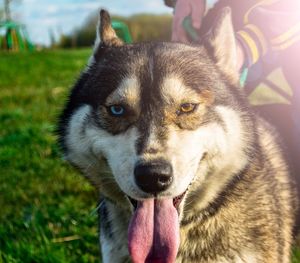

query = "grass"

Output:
[[0, 49, 99, 263], [0, 49, 299, 262]]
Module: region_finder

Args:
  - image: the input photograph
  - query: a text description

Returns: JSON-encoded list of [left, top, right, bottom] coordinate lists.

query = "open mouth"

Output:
[[128, 190, 186, 213], [127, 156, 206, 262], [172, 191, 186, 211], [127, 191, 187, 263]]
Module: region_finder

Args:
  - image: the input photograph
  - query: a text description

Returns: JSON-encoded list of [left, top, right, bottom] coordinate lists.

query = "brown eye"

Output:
[[178, 103, 198, 115]]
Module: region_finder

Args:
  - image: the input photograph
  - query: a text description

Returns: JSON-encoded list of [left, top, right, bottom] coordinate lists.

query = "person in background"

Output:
[[164, 0, 300, 228]]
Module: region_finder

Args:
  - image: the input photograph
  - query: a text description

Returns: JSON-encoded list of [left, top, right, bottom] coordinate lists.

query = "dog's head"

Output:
[[58, 8, 253, 262]]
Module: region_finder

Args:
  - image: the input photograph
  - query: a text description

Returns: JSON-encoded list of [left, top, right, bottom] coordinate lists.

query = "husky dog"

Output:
[[58, 8, 297, 263]]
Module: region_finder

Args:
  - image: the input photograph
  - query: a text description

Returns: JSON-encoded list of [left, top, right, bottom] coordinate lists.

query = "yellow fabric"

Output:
[[271, 22, 300, 45], [273, 34, 300, 50], [245, 24, 268, 54], [238, 30, 260, 64]]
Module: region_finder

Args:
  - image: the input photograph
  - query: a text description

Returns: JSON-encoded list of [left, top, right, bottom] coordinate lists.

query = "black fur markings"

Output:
[[99, 199, 113, 239], [57, 71, 91, 153]]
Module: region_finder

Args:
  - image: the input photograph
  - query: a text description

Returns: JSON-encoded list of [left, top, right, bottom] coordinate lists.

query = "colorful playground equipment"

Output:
[[0, 20, 35, 51], [112, 20, 132, 44]]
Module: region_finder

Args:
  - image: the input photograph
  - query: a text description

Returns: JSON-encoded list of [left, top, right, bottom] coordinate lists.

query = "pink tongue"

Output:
[[128, 198, 180, 263]]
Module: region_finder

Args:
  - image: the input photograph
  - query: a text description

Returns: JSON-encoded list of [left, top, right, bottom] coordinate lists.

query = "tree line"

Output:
[[56, 12, 173, 48]]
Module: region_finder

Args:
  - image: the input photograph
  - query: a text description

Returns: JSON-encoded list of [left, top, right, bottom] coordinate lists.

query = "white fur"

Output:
[[106, 76, 140, 108], [65, 105, 97, 168], [141, 101, 248, 208], [163, 127, 206, 197], [100, 202, 130, 263], [161, 76, 201, 105], [184, 105, 248, 214], [234, 250, 258, 263], [65, 106, 147, 200], [87, 18, 101, 68]]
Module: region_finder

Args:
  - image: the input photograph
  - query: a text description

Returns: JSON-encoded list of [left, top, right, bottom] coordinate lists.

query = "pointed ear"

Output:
[[99, 9, 123, 47], [93, 9, 123, 60], [204, 7, 239, 79]]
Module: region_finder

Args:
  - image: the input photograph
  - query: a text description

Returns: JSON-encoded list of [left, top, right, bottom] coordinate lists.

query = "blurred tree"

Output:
[[2, 0, 21, 21], [4, 0, 11, 20], [127, 14, 172, 42], [0, 8, 3, 20], [56, 12, 172, 48], [49, 28, 56, 48]]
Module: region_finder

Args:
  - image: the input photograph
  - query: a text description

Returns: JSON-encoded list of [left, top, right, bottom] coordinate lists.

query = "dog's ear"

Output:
[[204, 7, 239, 79], [98, 9, 123, 47], [93, 9, 124, 60]]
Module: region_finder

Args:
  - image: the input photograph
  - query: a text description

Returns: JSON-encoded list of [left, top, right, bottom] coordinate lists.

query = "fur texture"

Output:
[[58, 8, 297, 263]]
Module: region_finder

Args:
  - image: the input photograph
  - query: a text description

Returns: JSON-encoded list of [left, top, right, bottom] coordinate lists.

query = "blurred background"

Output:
[[0, 0, 298, 263], [0, 0, 175, 49]]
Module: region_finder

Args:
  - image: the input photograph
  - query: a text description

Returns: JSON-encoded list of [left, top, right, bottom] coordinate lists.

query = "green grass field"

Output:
[[0, 49, 299, 262], [0, 50, 99, 263]]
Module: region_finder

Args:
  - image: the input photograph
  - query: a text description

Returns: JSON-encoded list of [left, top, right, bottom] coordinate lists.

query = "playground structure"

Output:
[[0, 20, 35, 51], [112, 20, 132, 44], [0, 19, 129, 51], [1, 0, 34, 51]]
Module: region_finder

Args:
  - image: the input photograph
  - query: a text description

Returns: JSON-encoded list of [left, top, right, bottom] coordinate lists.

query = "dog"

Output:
[[58, 8, 297, 263]]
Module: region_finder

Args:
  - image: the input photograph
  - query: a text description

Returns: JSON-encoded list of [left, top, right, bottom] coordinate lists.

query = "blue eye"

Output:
[[109, 105, 125, 116]]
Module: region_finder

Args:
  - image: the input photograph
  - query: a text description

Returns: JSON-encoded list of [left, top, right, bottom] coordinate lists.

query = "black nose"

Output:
[[134, 160, 173, 194]]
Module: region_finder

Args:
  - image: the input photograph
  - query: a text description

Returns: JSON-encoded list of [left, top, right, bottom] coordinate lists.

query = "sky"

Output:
[[3, 0, 216, 46], [5, 0, 172, 45]]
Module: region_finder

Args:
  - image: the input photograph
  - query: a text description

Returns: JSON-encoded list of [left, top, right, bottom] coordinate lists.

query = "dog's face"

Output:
[[58, 9, 255, 262], [59, 9, 250, 212]]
